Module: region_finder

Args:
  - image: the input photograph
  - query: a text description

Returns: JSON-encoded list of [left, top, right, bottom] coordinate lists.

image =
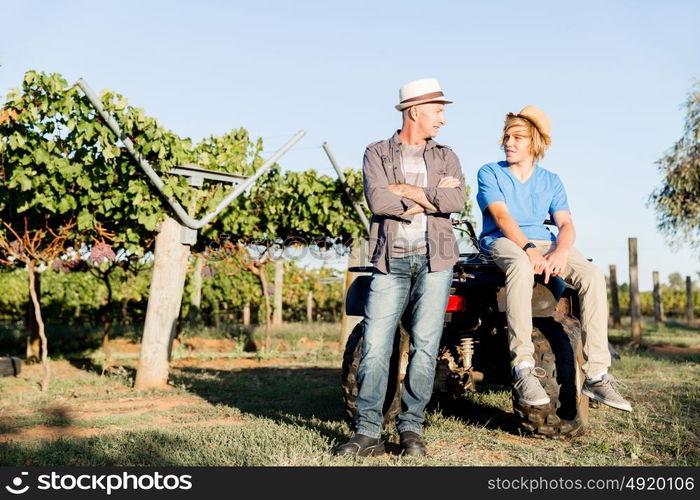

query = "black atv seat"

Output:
[[456, 253, 569, 302], [348, 253, 570, 306]]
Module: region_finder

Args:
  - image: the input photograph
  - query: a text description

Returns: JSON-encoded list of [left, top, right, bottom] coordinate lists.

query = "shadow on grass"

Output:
[[67, 358, 138, 381], [608, 342, 700, 364], [0, 404, 75, 439], [169, 365, 349, 443], [169, 365, 528, 441], [654, 320, 700, 332], [63, 358, 526, 441], [0, 431, 195, 466], [428, 387, 518, 434]]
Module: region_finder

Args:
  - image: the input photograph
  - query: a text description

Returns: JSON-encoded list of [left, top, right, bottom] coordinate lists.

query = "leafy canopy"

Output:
[[1, 71, 368, 264], [649, 81, 700, 252]]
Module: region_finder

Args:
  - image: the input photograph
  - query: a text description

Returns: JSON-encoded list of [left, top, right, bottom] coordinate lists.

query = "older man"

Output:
[[334, 78, 467, 457]]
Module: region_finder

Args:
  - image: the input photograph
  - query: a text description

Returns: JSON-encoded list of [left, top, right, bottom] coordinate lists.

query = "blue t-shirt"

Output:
[[476, 161, 570, 249]]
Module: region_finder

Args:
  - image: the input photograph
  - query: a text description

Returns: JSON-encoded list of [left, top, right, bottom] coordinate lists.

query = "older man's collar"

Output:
[[390, 130, 440, 150]]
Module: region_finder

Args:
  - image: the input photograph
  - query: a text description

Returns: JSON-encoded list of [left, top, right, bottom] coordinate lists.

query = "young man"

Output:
[[334, 78, 467, 457], [476, 105, 632, 412]]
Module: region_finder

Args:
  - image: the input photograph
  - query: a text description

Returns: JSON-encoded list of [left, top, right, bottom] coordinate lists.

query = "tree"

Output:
[[204, 166, 367, 347], [1, 70, 266, 389], [0, 72, 162, 381], [0, 72, 108, 388], [0, 221, 73, 390], [180, 129, 265, 329], [668, 272, 684, 291], [650, 81, 700, 252], [83, 245, 150, 367]]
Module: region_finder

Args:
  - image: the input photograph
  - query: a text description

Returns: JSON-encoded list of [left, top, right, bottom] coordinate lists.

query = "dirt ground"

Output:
[[0, 340, 319, 445], [2, 339, 699, 447], [1, 333, 698, 466]]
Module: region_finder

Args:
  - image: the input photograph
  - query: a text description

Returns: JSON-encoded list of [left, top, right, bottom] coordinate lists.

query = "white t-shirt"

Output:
[[392, 143, 428, 257]]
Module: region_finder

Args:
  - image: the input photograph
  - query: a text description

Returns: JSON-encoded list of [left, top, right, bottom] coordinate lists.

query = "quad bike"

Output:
[[341, 220, 589, 438]]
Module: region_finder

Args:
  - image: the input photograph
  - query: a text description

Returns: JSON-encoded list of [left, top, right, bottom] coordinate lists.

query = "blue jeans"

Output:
[[354, 254, 453, 439]]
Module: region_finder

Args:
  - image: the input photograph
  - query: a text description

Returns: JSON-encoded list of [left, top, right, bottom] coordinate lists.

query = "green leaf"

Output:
[[77, 210, 94, 230], [116, 96, 128, 110], [34, 148, 50, 165], [138, 212, 158, 231], [18, 174, 33, 191], [162, 184, 174, 198], [102, 144, 118, 160], [23, 71, 37, 85], [57, 196, 74, 212], [76, 176, 92, 189], [58, 162, 80, 180]]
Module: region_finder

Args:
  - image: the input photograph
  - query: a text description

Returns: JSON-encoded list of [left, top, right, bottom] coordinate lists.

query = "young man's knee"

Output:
[[577, 264, 605, 288], [504, 257, 534, 283]]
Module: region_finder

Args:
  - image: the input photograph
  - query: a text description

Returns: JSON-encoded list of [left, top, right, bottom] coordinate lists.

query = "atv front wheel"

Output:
[[341, 321, 408, 427], [512, 319, 588, 438]]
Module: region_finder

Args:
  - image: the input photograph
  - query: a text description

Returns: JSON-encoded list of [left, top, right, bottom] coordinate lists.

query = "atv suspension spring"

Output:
[[458, 337, 474, 370]]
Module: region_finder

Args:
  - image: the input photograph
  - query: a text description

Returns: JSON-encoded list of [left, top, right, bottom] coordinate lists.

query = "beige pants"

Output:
[[489, 238, 611, 378]]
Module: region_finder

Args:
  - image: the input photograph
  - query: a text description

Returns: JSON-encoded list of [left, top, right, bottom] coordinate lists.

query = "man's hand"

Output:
[[526, 247, 552, 283], [388, 176, 460, 212], [437, 176, 461, 189], [389, 176, 461, 196], [401, 204, 425, 218], [545, 248, 569, 277], [387, 184, 406, 197], [387, 183, 437, 211]]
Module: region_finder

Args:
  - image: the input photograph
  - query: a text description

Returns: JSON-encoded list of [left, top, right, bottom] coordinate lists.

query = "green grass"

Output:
[[609, 318, 700, 347], [0, 322, 698, 466], [0, 320, 338, 360], [178, 321, 337, 343]]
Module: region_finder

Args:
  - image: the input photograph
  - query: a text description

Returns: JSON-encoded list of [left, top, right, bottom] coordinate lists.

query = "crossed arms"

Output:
[[362, 146, 467, 220]]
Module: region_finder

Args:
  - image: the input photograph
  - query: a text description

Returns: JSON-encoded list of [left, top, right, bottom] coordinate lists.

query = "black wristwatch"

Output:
[[522, 242, 536, 252]]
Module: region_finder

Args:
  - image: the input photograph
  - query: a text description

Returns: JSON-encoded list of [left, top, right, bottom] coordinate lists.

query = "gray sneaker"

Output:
[[514, 366, 550, 406], [582, 374, 632, 412]]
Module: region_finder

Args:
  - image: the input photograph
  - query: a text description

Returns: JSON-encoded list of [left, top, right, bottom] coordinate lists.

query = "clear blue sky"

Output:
[[2, 0, 698, 290]]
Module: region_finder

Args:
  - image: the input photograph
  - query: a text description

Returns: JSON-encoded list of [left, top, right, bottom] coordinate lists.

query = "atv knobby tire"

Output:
[[341, 321, 408, 426], [512, 319, 588, 438]]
